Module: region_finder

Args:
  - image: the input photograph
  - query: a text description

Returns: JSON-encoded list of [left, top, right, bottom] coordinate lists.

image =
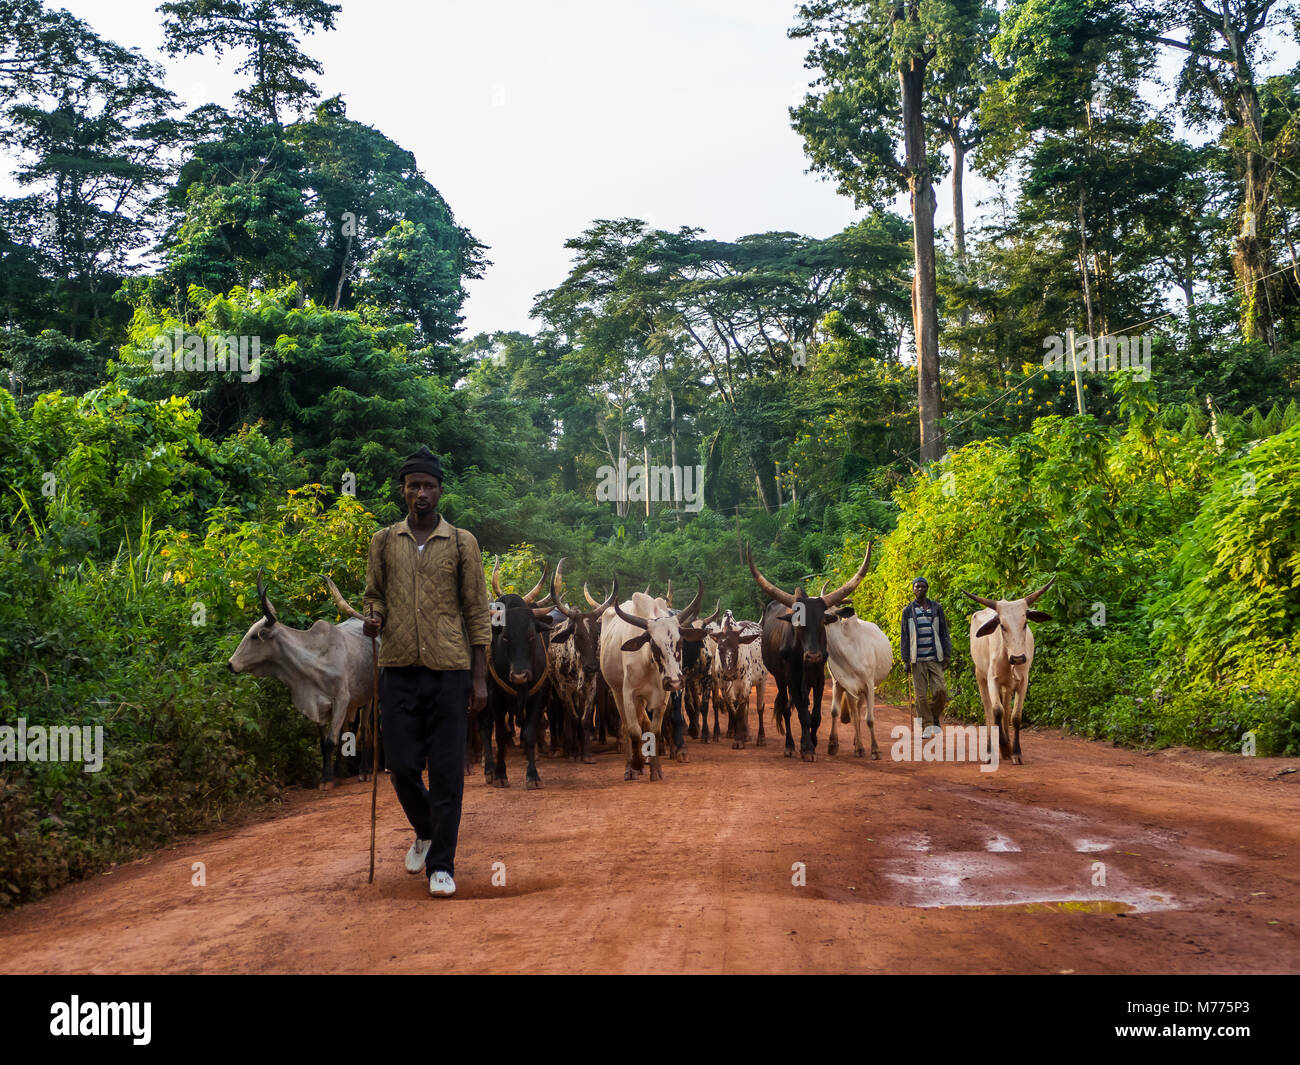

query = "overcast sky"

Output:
[[29, 1, 1300, 340]]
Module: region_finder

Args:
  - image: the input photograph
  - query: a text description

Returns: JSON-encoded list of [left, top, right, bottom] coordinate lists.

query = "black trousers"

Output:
[[379, 665, 470, 877]]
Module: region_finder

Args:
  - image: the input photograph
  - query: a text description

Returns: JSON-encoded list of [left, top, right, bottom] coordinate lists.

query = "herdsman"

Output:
[[363, 447, 489, 897], [900, 576, 952, 740]]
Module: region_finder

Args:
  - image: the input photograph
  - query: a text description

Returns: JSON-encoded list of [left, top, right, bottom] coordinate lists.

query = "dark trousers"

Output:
[[380, 665, 470, 876]]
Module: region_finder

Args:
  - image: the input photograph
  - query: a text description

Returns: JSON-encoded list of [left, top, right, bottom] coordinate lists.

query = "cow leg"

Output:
[[580, 685, 597, 763], [617, 685, 645, 780], [671, 692, 688, 762], [1008, 681, 1026, 764], [686, 688, 700, 740], [983, 674, 1010, 758], [752, 678, 766, 746], [863, 685, 879, 759], [827, 679, 841, 756], [318, 725, 336, 789], [480, 707, 495, 784], [522, 695, 543, 789], [806, 665, 824, 760]]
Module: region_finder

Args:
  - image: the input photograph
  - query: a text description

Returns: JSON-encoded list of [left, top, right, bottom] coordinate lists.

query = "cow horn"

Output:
[[532, 605, 555, 618], [821, 542, 874, 607], [322, 575, 363, 620], [666, 578, 673, 607], [522, 563, 548, 603], [586, 583, 615, 619], [1024, 575, 1056, 605], [491, 557, 503, 598], [612, 580, 649, 630], [746, 546, 794, 607], [256, 570, 278, 627], [583, 581, 601, 609], [676, 577, 705, 623], [962, 589, 997, 609], [817, 578, 831, 597], [552, 558, 580, 619], [695, 599, 721, 628]]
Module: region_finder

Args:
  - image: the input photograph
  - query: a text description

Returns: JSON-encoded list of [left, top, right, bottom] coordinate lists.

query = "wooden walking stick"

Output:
[[367, 606, 380, 884]]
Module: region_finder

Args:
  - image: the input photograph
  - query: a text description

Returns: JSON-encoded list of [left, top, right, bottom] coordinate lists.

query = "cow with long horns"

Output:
[[963, 577, 1055, 765], [747, 544, 874, 761], [546, 559, 615, 763], [482, 559, 555, 788], [228, 574, 377, 788], [597, 578, 711, 780]]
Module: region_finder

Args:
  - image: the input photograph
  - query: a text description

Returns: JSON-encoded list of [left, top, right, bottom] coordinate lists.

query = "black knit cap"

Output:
[[397, 446, 445, 483], [912, 576, 929, 587]]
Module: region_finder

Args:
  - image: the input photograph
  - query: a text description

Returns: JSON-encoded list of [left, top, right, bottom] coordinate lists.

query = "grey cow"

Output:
[[228, 574, 377, 788]]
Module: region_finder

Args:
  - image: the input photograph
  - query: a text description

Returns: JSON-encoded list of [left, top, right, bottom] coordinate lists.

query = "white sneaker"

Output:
[[405, 838, 432, 874], [429, 870, 456, 897]]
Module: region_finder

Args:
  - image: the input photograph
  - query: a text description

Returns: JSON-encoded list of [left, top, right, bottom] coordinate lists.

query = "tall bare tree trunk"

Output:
[[902, 62, 942, 463], [951, 135, 968, 328]]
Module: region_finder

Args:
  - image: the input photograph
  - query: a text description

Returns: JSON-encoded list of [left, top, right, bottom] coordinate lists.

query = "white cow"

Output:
[[962, 577, 1055, 765], [228, 574, 377, 788], [706, 612, 764, 749], [597, 579, 707, 780], [824, 610, 893, 759]]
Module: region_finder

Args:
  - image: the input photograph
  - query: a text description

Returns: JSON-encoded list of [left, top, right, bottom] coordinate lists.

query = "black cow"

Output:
[[482, 564, 554, 789], [746, 544, 873, 762]]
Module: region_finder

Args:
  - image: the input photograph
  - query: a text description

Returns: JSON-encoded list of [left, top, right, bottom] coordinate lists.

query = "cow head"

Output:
[[709, 611, 760, 682], [963, 577, 1055, 666], [228, 571, 285, 676], [613, 577, 708, 692], [748, 544, 872, 667], [548, 558, 614, 677]]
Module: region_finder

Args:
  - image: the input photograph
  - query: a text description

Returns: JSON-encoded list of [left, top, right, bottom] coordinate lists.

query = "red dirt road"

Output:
[[2, 692, 1298, 974]]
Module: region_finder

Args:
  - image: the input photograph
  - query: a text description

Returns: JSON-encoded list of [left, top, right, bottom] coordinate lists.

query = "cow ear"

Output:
[[975, 616, 1000, 637], [824, 612, 840, 624], [549, 623, 574, 643], [775, 610, 794, 622], [681, 627, 706, 642], [1025, 610, 1052, 623], [836, 606, 856, 618], [738, 632, 761, 644], [620, 634, 650, 652]]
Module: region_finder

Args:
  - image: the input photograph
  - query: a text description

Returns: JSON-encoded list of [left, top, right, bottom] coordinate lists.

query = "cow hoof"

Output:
[[494, 777, 509, 788], [687, 725, 699, 739], [871, 750, 880, 760], [756, 737, 766, 747], [582, 755, 596, 764], [784, 748, 794, 758], [318, 781, 335, 791], [624, 769, 638, 780], [675, 750, 689, 763], [650, 764, 664, 781], [827, 740, 839, 756], [1012, 754, 1023, 765], [526, 778, 541, 790], [699, 733, 708, 745], [801, 751, 816, 763], [732, 741, 745, 750]]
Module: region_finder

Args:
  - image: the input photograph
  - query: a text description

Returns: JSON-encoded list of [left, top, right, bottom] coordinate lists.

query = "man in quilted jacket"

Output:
[[363, 447, 490, 897]]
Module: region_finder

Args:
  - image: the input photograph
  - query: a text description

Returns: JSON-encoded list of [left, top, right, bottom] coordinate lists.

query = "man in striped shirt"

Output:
[[900, 577, 951, 739]]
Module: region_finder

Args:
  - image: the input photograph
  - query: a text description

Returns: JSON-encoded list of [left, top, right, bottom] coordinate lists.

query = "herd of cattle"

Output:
[[228, 544, 1055, 787]]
